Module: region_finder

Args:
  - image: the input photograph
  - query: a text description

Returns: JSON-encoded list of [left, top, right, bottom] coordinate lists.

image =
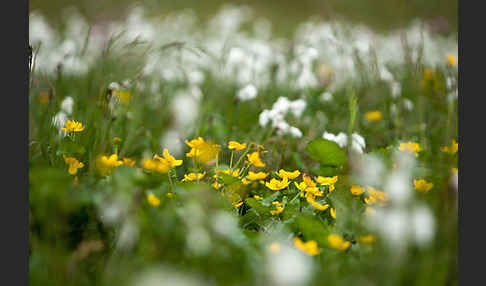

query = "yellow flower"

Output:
[[265, 177, 290, 191], [218, 168, 240, 177], [247, 171, 269, 181], [365, 110, 383, 122], [113, 137, 122, 143], [212, 181, 222, 189], [112, 89, 131, 104], [330, 208, 336, 219], [446, 53, 457, 67], [294, 181, 308, 192], [228, 141, 247, 151], [185, 137, 206, 149], [316, 175, 338, 192], [398, 142, 422, 156], [302, 174, 317, 188], [241, 178, 251, 185], [185, 138, 220, 165], [182, 172, 206, 182], [328, 234, 351, 251], [232, 201, 244, 208], [276, 169, 301, 180], [366, 186, 389, 206], [155, 149, 182, 168], [315, 176, 338, 185], [63, 156, 84, 175], [414, 179, 433, 192], [270, 201, 284, 215], [39, 91, 49, 104], [147, 193, 160, 207], [441, 139, 458, 155], [350, 185, 365, 196], [61, 120, 85, 133], [100, 154, 124, 168], [96, 154, 123, 175], [166, 192, 176, 199], [269, 243, 281, 253], [359, 235, 376, 244], [247, 152, 265, 167], [294, 237, 321, 256], [142, 158, 170, 174], [253, 195, 263, 201], [122, 157, 135, 167], [307, 195, 329, 211]]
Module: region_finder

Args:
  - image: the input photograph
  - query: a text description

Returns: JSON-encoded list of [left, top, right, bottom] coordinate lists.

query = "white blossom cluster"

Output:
[[322, 131, 366, 154], [259, 97, 306, 138]]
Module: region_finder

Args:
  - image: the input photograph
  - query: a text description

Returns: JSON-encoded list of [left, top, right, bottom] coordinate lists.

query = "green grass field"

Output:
[[29, 4, 458, 286]]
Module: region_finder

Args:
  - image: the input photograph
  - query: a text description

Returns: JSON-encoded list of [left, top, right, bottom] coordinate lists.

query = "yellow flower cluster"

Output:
[[147, 193, 160, 207], [270, 201, 284, 215], [64, 156, 84, 175], [441, 139, 458, 155], [363, 186, 389, 206], [182, 172, 206, 182]]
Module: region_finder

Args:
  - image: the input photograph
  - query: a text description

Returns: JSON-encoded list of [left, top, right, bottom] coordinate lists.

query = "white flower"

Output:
[[52, 111, 67, 131], [403, 99, 414, 111], [411, 206, 435, 247], [237, 84, 258, 101], [322, 131, 366, 153], [289, 126, 303, 138], [289, 99, 306, 117], [272, 97, 291, 113], [391, 82, 401, 98], [320, 92, 333, 102], [60, 96, 74, 114], [267, 244, 313, 286], [259, 109, 271, 127]]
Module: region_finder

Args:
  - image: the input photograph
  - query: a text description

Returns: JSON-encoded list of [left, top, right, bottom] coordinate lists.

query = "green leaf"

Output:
[[245, 198, 271, 218], [306, 138, 347, 166]]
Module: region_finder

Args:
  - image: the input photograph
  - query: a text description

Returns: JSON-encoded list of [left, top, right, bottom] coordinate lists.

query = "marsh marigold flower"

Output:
[[359, 235, 376, 244], [142, 158, 170, 174], [246, 171, 269, 181], [294, 237, 321, 256], [350, 185, 365, 196], [186, 137, 220, 165], [112, 89, 131, 104], [316, 175, 338, 192], [441, 139, 458, 155], [228, 141, 246, 151], [365, 110, 383, 122], [447, 53, 457, 67], [122, 157, 135, 167], [147, 193, 160, 207], [64, 156, 84, 175], [61, 120, 84, 133], [247, 152, 265, 167], [253, 195, 263, 201], [270, 201, 284, 215], [330, 208, 336, 219], [276, 169, 301, 180], [232, 201, 244, 208], [182, 172, 206, 182], [96, 154, 123, 175], [306, 194, 329, 211], [398, 142, 422, 156], [265, 177, 290, 191], [154, 148, 183, 168], [414, 179, 433, 192], [328, 234, 351, 251]]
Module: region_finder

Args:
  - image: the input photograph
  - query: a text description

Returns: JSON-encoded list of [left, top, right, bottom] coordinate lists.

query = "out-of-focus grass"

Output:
[[30, 0, 457, 36]]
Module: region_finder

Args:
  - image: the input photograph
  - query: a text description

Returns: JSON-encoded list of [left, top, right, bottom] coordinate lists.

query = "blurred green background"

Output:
[[30, 0, 457, 36]]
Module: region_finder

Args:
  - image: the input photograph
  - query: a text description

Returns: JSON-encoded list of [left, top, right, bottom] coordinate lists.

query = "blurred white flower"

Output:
[[266, 244, 312, 286], [172, 93, 199, 129], [323, 131, 366, 153], [403, 99, 414, 111], [237, 84, 258, 101], [289, 126, 303, 138], [320, 91, 333, 102], [411, 206, 435, 247], [60, 96, 74, 114], [289, 99, 307, 117], [117, 218, 139, 250]]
